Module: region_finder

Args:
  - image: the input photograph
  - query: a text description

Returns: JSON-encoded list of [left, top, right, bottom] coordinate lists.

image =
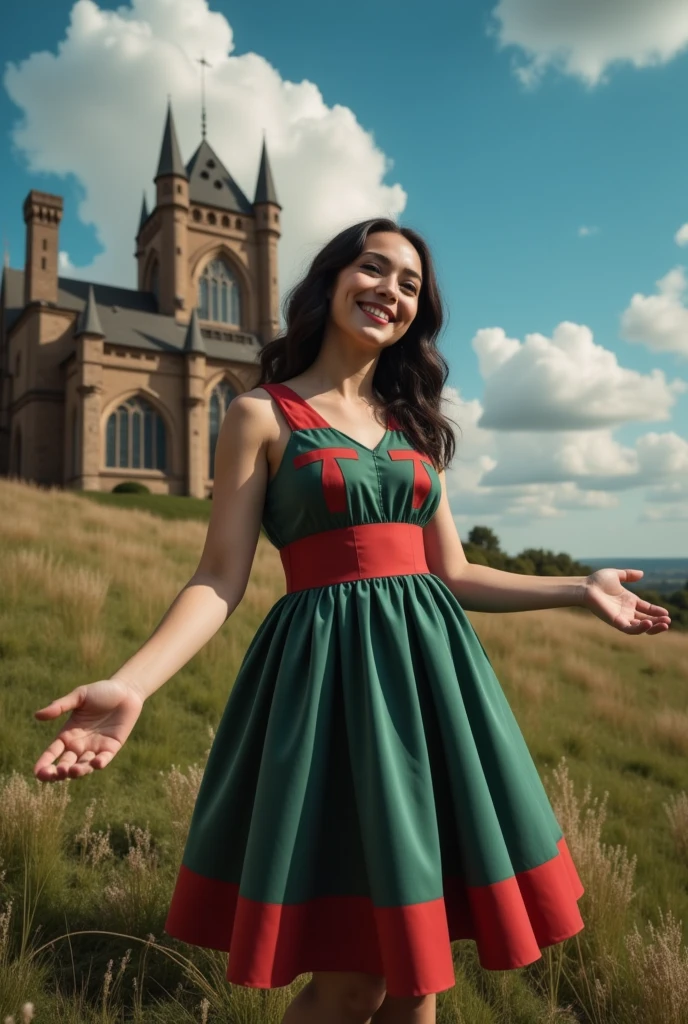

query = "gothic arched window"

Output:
[[198, 258, 241, 326], [106, 396, 167, 471], [150, 260, 159, 306], [208, 380, 237, 479]]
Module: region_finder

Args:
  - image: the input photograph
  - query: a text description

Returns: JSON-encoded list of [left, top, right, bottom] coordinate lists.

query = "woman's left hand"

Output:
[[582, 568, 672, 635]]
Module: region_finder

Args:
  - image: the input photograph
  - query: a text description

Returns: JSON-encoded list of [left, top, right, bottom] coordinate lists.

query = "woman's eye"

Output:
[[361, 262, 417, 294]]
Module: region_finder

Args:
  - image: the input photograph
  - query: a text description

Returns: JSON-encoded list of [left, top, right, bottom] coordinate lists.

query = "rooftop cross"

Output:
[[196, 56, 212, 141]]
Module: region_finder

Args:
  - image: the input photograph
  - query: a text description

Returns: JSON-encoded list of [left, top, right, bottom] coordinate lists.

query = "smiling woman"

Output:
[[32, 217, 670, 1024]]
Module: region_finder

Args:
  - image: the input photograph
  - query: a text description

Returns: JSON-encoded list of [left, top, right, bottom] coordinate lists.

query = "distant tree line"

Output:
[[464, 526, 688, 630]]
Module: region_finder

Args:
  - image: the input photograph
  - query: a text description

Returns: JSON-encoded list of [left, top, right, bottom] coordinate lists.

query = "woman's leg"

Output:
[[371, 991, 437, 1023], [280, 971, 387, 1023]]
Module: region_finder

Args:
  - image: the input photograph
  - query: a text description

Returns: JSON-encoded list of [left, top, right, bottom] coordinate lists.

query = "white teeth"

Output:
[[360, 303, 390, 322]]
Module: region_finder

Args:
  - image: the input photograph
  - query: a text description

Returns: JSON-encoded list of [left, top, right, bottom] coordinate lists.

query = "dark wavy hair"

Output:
[[257, 217, 460, 471]]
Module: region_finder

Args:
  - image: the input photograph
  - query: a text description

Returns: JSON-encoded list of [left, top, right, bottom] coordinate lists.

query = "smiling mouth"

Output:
[[357, 303, 394, 324]]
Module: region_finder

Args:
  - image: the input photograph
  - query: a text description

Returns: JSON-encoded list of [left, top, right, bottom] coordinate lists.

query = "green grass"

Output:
[[1, 478, 687, 1023]]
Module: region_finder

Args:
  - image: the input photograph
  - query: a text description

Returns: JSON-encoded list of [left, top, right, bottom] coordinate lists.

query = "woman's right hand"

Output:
[[33, 678, 145, 782]]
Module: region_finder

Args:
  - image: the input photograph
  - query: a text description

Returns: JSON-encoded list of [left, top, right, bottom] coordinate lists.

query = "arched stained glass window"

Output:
[[198, 258, 241, 326], [208, 380, 237, 479], [106, 396, 167, 471]]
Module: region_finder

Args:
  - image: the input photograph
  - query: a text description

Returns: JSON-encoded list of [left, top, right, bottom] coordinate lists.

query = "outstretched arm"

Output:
[[423, 471, 671, 634]]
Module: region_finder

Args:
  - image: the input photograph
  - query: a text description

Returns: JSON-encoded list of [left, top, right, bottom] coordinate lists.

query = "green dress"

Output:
[[164, 381, 585, 997]]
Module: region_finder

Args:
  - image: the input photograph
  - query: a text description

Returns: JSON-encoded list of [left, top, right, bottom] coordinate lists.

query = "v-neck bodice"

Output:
[[258, 382, 441, 550], [272, 383, 393, 452]]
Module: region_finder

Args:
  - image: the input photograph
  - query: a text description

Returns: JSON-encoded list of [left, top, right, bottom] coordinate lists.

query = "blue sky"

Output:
[[2, 0, 688, 558]]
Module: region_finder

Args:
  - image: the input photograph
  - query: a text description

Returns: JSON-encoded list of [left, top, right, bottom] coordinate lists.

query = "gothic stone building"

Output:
[[0, 100, 281, 498]]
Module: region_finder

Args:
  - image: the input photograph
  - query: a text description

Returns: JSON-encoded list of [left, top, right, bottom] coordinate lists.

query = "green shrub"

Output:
[[112, 481, 150, 494]]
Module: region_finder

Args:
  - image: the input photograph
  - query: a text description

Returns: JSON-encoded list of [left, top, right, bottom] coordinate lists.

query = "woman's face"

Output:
[[328, 231, 423, 349]]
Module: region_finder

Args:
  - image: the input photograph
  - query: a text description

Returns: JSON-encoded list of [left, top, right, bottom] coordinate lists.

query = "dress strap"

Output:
[[259, 382, 330, 431], [260, 382, 401, 433]]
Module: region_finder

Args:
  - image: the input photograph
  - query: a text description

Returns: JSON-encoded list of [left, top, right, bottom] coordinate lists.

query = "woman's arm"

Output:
[[423, 470, 671, 632], [441, 562, 586, 613], [111, 391, 272, 701]]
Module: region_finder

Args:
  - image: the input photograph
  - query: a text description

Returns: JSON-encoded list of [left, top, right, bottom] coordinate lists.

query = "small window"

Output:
[[41, 257, 46, 270], [214, 180, 223, 189], [192, 208, 201, 222], [206, 158, 216, 169], [42, 238, 47, 251], [176, 184, 182, 194], [222, 215, 229, 228], [236, 218, 242, 229], [207, 212, 216, 225], [200, 170, 210, 180]]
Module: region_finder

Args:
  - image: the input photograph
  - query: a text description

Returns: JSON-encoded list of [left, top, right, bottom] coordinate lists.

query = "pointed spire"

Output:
[[183, 307, 205, 354], [138, 191, 149, 233], [155, 99, 187, 181], [75, 285, 105, 338], [253, 133, 280, 208]]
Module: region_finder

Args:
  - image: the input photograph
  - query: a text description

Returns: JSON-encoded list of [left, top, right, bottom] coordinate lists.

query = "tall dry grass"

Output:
[[1, 477, 688, 1022]]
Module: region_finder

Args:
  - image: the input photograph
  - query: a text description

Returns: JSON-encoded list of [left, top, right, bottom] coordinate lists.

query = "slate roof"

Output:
[[186, 139, 253, 215], [1, 267, 261, 363]]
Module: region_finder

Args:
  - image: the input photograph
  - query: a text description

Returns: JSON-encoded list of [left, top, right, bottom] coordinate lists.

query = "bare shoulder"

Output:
[[220, 386, 280, 444]]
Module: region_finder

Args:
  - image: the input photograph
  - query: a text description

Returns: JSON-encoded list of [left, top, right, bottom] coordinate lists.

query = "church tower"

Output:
[[135, 100, 281, 347]]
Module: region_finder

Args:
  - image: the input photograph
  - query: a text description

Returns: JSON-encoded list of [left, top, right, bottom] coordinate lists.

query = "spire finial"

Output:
[[196, 55, 212, 140]]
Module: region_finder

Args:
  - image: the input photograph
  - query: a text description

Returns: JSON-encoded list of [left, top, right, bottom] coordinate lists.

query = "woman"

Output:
[[33, 217, 671, 1024]]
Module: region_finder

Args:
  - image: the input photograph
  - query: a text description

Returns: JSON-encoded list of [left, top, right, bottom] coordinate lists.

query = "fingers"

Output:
[[34, 687, 86, 720], [34, 745, 111, 782], [34, 738, 66, 777]]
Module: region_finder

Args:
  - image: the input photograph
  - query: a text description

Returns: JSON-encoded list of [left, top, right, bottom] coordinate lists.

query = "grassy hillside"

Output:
[[1, 478, 687, 1023]]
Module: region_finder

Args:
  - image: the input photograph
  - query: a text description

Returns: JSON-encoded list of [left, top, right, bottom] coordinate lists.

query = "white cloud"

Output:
[[3, 0, 406, 299], [58, 251, 78, 274], [578, 225, 599, 237], [472, 321, 686, 430], [674, 224, 688, 246], [439, 384, 686, 525], [640, 475, 688, 522], [488, 0, 688, 88], [620, 265, 688, 357]]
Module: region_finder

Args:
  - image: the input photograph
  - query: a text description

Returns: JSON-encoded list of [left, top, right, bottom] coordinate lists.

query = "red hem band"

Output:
[[164, 836, 585, 998]]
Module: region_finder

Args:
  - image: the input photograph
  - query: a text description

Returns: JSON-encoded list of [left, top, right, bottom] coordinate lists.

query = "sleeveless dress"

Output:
[[164, 381, 585, 998]]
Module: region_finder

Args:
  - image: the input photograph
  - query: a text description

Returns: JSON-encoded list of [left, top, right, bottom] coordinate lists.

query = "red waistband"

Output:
[[279, 522, 430, 593]]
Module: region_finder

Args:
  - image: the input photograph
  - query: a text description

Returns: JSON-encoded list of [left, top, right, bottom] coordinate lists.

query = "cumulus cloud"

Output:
[[472, 321, 686, 430], [3, 0, 406, 299], [620, 266, 688, 358], [488, 0, 688, 88], [674, 224, 688, 247], [640, 476, 688, 522], [578, 225, 599, 237], [439, 383, 686, 524], [58, 251, 78, 274]]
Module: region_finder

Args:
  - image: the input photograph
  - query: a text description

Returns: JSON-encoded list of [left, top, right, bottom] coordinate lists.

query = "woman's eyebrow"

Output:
[[360, 250, 422, 282]]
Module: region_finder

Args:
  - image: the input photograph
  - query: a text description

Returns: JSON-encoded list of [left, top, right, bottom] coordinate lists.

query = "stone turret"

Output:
[[252, 135, 281, 343], [153, 100, 189, 318]]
